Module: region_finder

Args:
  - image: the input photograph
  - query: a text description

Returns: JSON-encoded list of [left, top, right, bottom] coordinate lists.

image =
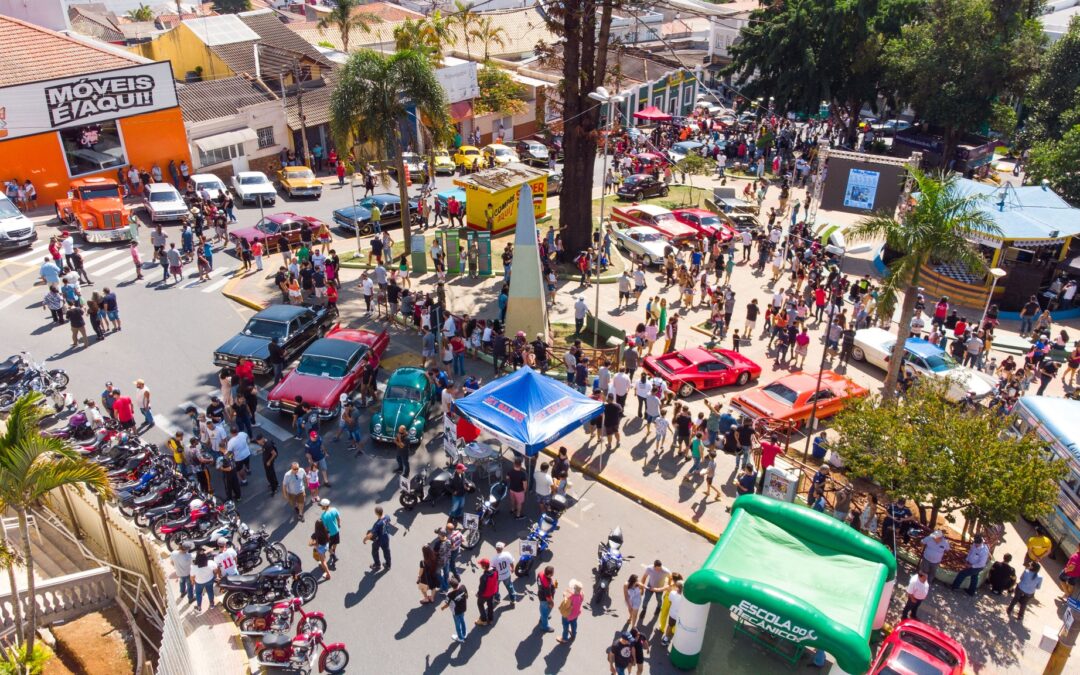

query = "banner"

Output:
[[477, 231, 493, 277], [444, 229, 460, 275]]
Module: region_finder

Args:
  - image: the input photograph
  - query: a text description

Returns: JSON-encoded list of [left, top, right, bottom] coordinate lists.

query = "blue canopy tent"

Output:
[[452, 367, 603, 457]]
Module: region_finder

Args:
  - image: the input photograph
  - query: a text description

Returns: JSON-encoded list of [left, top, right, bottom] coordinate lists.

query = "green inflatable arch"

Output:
[[670, 495, 897, 673]]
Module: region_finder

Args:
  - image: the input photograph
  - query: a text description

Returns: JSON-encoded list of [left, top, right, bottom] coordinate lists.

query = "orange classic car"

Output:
[[730, 370, 869, 429]]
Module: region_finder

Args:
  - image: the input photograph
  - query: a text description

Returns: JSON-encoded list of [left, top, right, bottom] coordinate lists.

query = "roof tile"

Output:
[[0, 14, 142, 88]]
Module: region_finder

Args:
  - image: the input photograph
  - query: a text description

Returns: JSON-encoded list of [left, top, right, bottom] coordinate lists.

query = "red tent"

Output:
[[633, 106, 673, 122]]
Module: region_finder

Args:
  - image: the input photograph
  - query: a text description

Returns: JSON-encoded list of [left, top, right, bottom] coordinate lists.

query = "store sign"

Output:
[[436, 62, 480, 104], [0, 61, 177, 141], [729, 600, 818, 643]]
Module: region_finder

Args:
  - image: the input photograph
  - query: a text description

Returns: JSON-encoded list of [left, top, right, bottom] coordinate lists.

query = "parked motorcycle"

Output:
[[0, 353, 69, 412], [253, 628, 348, 674], [462, 481, 507, 550], [398, 464, 465, 509], [45, 410, 107, 441], [236, 523, 289, 574], [220, 552, 318, 614], [161, 499, 232, 550], [236, 596, 327, 637], [134, 485, 198, 528], [592, 526, 625, 602], [514, 494, 568, 578], [117, 469, 182, 517]]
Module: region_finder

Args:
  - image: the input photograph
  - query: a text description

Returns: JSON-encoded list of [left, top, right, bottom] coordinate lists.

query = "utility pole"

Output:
[[1044, 585, 1080, 675], [293, 58, 309, 169]]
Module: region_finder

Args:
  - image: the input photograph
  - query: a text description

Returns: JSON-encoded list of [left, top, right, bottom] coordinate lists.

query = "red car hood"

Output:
[[231, 226, 265, 243], [268, 372, 346, 410], [652, 221, 698, 241]]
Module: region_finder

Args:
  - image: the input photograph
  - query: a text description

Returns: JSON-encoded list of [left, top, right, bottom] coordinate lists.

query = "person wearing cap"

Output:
[[919, 530, 952, 583], [305, 428, 330, 488], [448, 463, 469, 520], [213, 536, 239, 578], [169, 541, 196, 603], [493, 542, 518, 606], [950, 534, 990, 596], [320, 499, 342, 568], [607, 631, 637, 674], [475, 558, 499, 626]]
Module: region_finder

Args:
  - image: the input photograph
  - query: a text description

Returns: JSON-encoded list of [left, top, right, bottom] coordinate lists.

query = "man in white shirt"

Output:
[[533, 462, 554, 507], [910, 312, 926, 338], [919, 531, 951, 582], [574, 297, 588, 335], [950, 534, 990, 596], [227, 426, 251, 485], [360, 274, 374, 314], [563, 350, 576, 385], [213, 537, 239, 578], [170, 541, 195, 602], [617, 272, 632, 307], [611, 368, 632, 407], [493, 542, 518, 605], [901, 570, 930, 619]]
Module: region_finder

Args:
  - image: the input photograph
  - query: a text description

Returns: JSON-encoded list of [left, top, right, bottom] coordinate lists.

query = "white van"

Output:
[[0, 194, 37, 250]]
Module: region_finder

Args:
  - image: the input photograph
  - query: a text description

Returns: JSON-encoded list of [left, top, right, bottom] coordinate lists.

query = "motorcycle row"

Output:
[[81, 427, 349, 673], [0, 352, 74, 414]]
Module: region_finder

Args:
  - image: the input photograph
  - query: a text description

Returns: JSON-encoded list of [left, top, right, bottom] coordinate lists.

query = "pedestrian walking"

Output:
[[309, 519, 332, 580], [537, 566, 557, 633], [441, 575, 469, 643], [900, 570, 930, 620], [134, 378, 154, 428], [282, 462, 307, 521], [254, 435, 278, 494], [364, 506, 392, 571], [556, 580, 585, 644], [475, 558, 499, 626], [320, 498, 342, 567], [1007, 562, 1043, 621], [493, 542, 518, 605], [624, 574, 644, 626]]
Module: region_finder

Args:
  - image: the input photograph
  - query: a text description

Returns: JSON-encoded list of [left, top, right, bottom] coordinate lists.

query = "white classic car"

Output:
[[609, 225, 671, 266], [142, 183, 188, 223], [850, 327, 996, 401], [231, 171, 277, 206]]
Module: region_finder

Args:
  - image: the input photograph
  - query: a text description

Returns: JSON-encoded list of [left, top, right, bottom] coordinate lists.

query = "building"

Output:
[[703, 0, 757, 64], [0, 14, 189, 205], [610, 8, 664, 44], [1041, 0, 1080, 42]]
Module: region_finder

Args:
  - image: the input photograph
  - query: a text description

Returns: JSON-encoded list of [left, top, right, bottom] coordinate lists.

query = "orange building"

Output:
[[0, 15, 191, 207]]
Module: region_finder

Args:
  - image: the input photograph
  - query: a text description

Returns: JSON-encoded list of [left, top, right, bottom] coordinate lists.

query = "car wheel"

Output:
[[737, 372, 750, 386], [660, 186, 669, 197], [634, 191, 643, 201], [644, 255, 655, 267], [677, 382, 694, 398], [359, 222, 373, 236], [55, 204, 70, 225], [851, 347, 866, 362]]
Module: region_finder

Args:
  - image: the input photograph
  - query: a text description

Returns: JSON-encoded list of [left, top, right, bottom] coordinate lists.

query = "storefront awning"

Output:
[[450, 100, 473, 122], [193, 128, 258, 153]]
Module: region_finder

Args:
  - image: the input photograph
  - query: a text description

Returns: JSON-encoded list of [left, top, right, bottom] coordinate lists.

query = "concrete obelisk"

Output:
[[503, 182, 548, 340]]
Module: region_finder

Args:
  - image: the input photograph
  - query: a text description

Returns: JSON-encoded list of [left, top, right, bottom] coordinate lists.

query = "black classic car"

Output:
[[616, 173, 669, 201], [213, 304, 336, 374]]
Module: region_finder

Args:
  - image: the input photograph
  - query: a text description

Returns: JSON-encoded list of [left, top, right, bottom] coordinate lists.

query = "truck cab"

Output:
[[54, 177, 133, 243]]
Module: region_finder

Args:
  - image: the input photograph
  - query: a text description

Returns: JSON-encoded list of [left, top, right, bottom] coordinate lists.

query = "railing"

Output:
[[0, 567, 116, 638]]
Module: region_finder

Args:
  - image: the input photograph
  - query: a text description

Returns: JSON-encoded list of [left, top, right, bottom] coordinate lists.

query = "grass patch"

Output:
[[550, 321, 608, 348]]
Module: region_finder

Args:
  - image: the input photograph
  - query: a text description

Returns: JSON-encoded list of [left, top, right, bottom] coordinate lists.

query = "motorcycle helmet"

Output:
[[189, 498, 205, 510]]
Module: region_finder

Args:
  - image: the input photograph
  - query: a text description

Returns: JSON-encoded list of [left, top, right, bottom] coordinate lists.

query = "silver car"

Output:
[[231, 171, 277, 206], [610, 225, 670, 266], [142, 183, 188, 223]]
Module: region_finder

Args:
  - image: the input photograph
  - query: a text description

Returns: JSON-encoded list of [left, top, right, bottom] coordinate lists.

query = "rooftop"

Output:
[[0, 14, 145, 88], [176, 75, 278, 124], [184, 9, 332, 79], [954, 179, 1080, 242]]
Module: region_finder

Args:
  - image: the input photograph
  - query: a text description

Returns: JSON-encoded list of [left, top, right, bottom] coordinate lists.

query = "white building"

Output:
[[1041, 0, 1080, 42]]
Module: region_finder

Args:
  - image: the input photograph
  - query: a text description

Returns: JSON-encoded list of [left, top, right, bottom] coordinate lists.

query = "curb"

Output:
[[539, 446, 720, 543], [338, 252, 624, 284], [221, 272, 267, 311]]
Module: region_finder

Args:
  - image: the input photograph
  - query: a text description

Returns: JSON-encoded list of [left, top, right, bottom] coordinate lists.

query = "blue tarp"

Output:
[[452, 367, 603, 456], [951, 179, 1080, 241]]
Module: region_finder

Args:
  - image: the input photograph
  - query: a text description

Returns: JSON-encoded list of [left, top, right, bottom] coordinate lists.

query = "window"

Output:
[[683, 85, 695, 106], [197, 143, 242, 168], [256, 126, 275, 149], [58, 121, 127, 178]]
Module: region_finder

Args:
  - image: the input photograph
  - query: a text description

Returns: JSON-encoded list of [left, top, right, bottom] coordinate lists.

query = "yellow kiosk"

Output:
[[454, 163, 549, 235]]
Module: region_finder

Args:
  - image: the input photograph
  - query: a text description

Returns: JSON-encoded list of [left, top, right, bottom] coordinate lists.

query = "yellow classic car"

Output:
[[453, 145, 483, 171], [276, 166, 323, 200], [433, 149, 456, 175], [482, 143, 519, 166]]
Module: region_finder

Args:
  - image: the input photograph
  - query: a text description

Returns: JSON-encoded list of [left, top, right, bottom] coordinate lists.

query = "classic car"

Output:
[[267, 327, 389, 419], [713, 186, 760, 216], [432, 149, 456, 175], [632, 152, 668, 170], [393, 152, 427, 182], [276, 166, 322, 200], [332, 193, 419, 236], [230, 213, 330, 250], [731, 371, 869, 428], [231, 171, 277, 206], [142, 183, 188, 223], [719, 211, 762, 232], [667, 140, 704, 164], [54, 177, 133, 244], [188, 174, 227, 201], [643, 347, 761, 398], [671, 208, 735, 242], [610, 205, 697, 245], [515, 139, 550, 166], [609, 225, 670, 266], [213, 304, 336, 374], [616, 173, 669, 201], [482, 144, 519, 166], [871, 119, 913, 137], [547, 172, 562, 195], [869, 620, 967, 675], [453, 145, 483, 170], [370, 367, 435, 444], [851, 328, 995, 401]]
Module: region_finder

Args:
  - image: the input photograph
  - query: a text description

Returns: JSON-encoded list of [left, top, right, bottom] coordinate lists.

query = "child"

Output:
[[732, 329, 741, 353], [307, 460, 321, 505], [701, 450, 720, 500], [686, 432, 703, 475]]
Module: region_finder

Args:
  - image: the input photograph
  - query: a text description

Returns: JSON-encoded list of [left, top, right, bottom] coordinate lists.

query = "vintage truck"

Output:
[[54, 177, 135, 243]]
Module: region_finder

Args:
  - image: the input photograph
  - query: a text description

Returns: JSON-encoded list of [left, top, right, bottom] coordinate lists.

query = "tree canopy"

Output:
[[473, 65, 528, 117], [317, 0, 381, 53], [1021, 16, 1080, 147], [1027, 124, 1080, 205], [211, 0, 251, 13]]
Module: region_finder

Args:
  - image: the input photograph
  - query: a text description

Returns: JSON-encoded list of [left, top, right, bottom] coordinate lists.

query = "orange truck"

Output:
[[54, 177, 135, 243]]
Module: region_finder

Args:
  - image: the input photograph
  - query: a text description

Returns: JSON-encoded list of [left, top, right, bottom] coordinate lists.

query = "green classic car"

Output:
[[370, 367, 435, 444]]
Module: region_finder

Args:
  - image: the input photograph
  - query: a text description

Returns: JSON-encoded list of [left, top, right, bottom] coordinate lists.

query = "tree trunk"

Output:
[[929, 502, 941, 532], [394, 130, 413, 251], [18, 508, 36, 653], [1, 528, 24, 647], [881, 264, 923, 401], [916, 502, 929, 526]]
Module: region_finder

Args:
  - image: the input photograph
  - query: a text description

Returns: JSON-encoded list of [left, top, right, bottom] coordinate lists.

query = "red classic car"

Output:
[[671, 208, 736, 242], [266, 326, 389, 419], [730, 370, 869, 429], [230, 213, 330, 251], [610, 205, 698, 245], [644, 347, 761, 398], [869, 620, 967, 675]]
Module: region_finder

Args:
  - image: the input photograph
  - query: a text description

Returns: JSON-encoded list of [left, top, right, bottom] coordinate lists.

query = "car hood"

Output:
[[283, 177, 321, 188], [269, 372, 346, 410], [238, 184, 276, 195], [373, 400, 422, 429], [216, 334, 270, 361], [230, 226, 266, 242], [940, 368, 996, 398], [732, 390, 789, 419], [434, 157, 454, 166], [334, 205, 371, 222], [148, 199, 186, 211]]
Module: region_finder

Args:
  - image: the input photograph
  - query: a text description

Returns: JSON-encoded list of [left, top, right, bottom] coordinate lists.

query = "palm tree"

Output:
[[452, 0, 482, 61], [0, 393, 112, 654], [317, 0, 382, 54], [845, 169, 999, 400], [125, 3, 154, 21], [331, 50, 452, 248], [471, 16, 508, 62]]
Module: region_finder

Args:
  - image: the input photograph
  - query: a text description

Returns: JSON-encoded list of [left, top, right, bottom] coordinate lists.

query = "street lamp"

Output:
[[979, 267, 1007, 327], [587, 86, 624, 342]]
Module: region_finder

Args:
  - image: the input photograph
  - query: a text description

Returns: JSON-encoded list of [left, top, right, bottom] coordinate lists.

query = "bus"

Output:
[[1012, 396, 1080, 556]]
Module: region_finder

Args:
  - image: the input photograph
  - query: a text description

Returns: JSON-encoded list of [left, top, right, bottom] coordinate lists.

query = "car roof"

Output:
[[459, 145, 480, 152], [363, 193, 399, 205], [324, 327, 379, 347], [485, 143, 512, 150], [190, 174, 223, 182], [262, 212, 302, 223], [770, 372, 824, 393], [624, 204, 671, 216], [283, 166, 312, 172], [388, 367, 428, 386], [237, 171, 267, 178], [254, 305, 312, 322], [146, 183, 179, 193], [624, 173, 654, 181], [905, 338, 946, 359], [304, 336, 366, 361], [72, 177, 117, 186]]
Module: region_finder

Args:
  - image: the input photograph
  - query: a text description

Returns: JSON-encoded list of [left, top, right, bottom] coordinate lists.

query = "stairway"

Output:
[[0, 510, 91, 595]]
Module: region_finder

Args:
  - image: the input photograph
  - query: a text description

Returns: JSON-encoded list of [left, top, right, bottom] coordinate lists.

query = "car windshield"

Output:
[[296, 355, 349, 378], [0, 200, 20, 218], [900, 632, 961, 667], [712, 352, 733, 366], [79, 186, 121, 200], [653, 213, 677, 224], [243, 318, 286, 340], [698, 215, 721, 227], [387, 384, 424, 401], [623, 176, 642, 185], [287, 170, 315, 180], [876, 652, 947, 675], [762, 383, 799, 406], [923, 352, 957, 373], [149, 191, 178, 202], [464, 149, 479, 156], [256, 220, 282, 234], [633, 230, 662, 242], [494, 148, 512, 156], [240, 175, 268, 185], [199, 180, 224, 191]]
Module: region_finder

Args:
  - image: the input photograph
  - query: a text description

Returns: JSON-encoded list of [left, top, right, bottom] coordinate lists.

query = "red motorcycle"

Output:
[[236, 597, 327, 637], [255, 629, 348, 673]]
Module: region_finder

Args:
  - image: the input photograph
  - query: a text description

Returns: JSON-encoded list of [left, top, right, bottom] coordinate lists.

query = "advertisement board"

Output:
[[819, 156, 906, 216], [460, 177, 548, 235]]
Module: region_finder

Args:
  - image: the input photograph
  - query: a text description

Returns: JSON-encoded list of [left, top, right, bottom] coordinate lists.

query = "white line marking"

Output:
[[183, 265, 230, 289], [113, 266, 139, 281], [89, 256, 135, 276], [0, 294, 26, 312], [6, 244, 48, 263], [581, 501, 595, 513], [254, 414, 292, 442], [79, 249, 127, 269], [201, 271, 236, 293], [155, 416, 180, 440]]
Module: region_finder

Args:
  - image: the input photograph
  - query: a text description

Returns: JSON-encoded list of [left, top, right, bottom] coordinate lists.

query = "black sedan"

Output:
[[616, 173, 669, 201], [332, 193, 419, 236], [213, 304, 336, 374]]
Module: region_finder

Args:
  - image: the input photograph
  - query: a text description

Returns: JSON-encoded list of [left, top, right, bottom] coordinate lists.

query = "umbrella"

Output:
[[633, 105, 673, 122]]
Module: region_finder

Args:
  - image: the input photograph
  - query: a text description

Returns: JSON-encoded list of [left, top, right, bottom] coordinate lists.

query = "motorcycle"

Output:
[[45, 410, 103, 441], [161, 499, 232, 550], [117, 470, 182, 517], [134, 485, 198, 528], [514, 494, 568, 578], [0, 353, 69, 412], [236, 596, 327, 637], [219, 552, 318, 614], [178, 517, 240, 551], [398, 464, 464, 509], [462, 481, 507, 550], [236, 523, 289, 574], [254, 629, 348, 674], [76, 428, 121, 456], [0, 354, 25, 385], [592, 526, 625, 602]]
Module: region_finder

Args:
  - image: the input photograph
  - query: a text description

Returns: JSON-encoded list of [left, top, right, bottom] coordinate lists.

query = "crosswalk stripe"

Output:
[[254, 415, 293, 442], [6, 244, 48, 263], [78, 249, 127, 269], [182, 265, 230, 289], [0, 294, 26, 312], [113, 266, 139, 281], [90, 256, 135, 276], [201, 271, 235, 294]]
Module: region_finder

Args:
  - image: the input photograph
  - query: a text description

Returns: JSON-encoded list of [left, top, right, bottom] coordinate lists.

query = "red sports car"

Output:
[[671, 208, 736, 242], [267, 326, 389, 419], [869, 620, 967, 675], [643, 347, 761, 398], [230, 212, 330, 251], [610, 205, 698, 245]]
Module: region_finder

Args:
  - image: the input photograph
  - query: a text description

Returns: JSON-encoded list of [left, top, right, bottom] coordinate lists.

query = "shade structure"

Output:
[[451, 367, 603, 456], [633, 105, 673, 122]]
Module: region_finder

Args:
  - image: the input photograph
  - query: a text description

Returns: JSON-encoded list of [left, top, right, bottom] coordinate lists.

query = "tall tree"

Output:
[[1027, 123, 1080, 205], [883, 0, 1044, 163], [539, 0, 619, 256], [845, 169, 997, 399], [126, 3, 154, 21], [1021, 16, 1080, 147], [0, 393, 111, 655], [330, 50, 451, 248], [452, 0, 483, 61], [471, 16, 508, 61], [473, 65, 528, 116], [211, 0, 251, 13], [317, 0, 382, 54], [394, 12, 455, 68], [725, 0, 920, 145]]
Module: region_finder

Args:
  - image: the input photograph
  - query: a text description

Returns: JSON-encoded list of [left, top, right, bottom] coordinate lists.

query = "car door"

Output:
[[371, 331, 390, 361], [808, 389, 839, 418], [384, 201, 400, 226]]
